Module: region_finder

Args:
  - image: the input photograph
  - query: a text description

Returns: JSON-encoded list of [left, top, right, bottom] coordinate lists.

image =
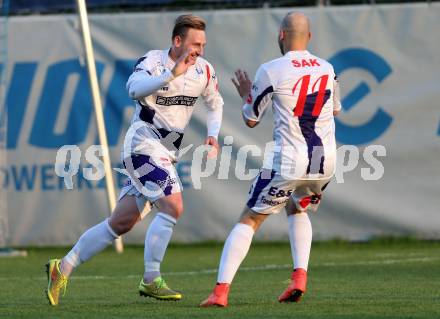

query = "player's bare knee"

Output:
[[167, 202, 184, 219], [109, 219, 129, 235], [239, 207, 267, 231], [157, 200, 184, 219], [288, 209, 304, 216], [109, 212, 139, 235], [285, 199, 303, 216], [156, 194, 184, 219], [286, 206, 303, 216], [114, 222, 132, 235]]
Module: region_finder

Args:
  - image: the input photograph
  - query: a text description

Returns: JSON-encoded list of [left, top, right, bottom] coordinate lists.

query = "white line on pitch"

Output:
[[0, 256, 438, 281]]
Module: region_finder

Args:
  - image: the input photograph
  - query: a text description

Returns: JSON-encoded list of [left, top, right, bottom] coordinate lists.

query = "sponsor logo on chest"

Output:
[[156, 95, 198, 107]]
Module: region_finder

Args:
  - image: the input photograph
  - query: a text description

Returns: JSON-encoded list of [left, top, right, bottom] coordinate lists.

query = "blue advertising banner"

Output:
[[0, 3, 439, 245]]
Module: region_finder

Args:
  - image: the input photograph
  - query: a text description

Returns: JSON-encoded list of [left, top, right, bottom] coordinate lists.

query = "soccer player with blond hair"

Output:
[[46, 14, 223, 305]]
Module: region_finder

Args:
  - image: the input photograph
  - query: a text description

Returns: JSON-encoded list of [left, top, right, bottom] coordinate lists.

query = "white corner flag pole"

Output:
[[76, 0, 124, 253]]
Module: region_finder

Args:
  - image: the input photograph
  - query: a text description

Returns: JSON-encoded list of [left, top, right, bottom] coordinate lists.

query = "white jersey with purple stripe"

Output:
[[118, 49, 223, 204], [243, 50, 341, 180], [126, 49, 223, 152]]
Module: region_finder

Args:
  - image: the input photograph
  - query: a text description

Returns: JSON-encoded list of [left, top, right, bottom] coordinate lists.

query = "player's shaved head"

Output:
[[278, 12, 311, 54], [281, 12, 310, 40]]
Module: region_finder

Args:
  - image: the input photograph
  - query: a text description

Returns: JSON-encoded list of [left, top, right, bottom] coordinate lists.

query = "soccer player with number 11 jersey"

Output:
[[201, 11, 342, 307]]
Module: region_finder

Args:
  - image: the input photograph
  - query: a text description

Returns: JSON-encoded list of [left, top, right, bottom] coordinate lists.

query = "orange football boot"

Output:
[[199, 283, 230, 307], [278, 268, 307, 303]]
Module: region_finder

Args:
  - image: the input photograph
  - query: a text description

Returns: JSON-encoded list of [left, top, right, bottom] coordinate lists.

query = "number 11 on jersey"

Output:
[[292, 74, 329, 117]]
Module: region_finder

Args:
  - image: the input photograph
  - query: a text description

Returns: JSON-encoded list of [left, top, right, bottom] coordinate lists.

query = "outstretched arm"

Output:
[[231, 70, 258, 128], [232, 67, 273, 128]]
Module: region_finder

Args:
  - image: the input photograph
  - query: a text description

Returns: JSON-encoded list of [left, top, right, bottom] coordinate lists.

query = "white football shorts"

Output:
[[246, 169, 331, 215], [118, 150, 182, 212]]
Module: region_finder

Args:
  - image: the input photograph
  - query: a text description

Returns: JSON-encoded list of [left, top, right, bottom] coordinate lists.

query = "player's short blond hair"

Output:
[[172, 14, 206, 40]]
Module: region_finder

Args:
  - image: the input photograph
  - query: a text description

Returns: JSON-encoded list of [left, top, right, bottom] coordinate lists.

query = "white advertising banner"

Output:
[[0, 3, 439, 245]]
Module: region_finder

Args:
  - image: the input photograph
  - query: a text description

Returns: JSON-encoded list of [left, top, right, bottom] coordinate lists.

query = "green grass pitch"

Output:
[[0, 240, 439, 318]]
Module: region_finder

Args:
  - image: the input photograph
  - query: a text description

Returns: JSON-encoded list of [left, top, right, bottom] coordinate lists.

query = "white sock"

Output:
[[144, 212, 176, 283], [61, 219, 118, 277], [217, 223, 254, 284], [287, 213, 312, 271]]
